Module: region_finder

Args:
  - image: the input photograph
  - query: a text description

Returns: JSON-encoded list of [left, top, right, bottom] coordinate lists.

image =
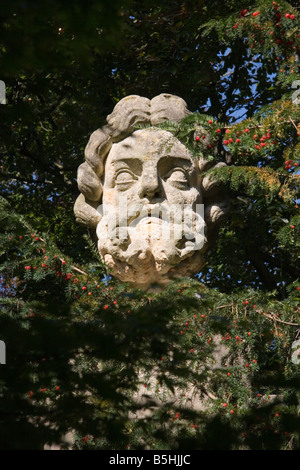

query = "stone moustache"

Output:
[[74, 94, 230, 289]]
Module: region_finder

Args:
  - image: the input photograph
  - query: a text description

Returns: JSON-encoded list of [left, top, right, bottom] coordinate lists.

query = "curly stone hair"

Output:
[[74, 93, 230, 246]]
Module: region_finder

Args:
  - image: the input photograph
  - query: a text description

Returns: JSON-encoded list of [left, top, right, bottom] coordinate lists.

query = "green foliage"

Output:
[[1, 197, 299, 450], [0, 0, 299, 451]]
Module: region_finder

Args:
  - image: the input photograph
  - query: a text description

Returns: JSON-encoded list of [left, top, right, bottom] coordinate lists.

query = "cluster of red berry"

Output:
[[284, 159, 298, 170], [222, 127, 279, 152]]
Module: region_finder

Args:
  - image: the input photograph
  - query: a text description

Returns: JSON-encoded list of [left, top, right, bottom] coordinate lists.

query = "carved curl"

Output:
[[74, 93, 230, 246]]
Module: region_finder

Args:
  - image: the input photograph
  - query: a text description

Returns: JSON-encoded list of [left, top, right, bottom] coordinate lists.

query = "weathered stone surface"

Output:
[[84, 128, 112, 176], [77, 162, 102, 201], [96, 128, 207, 289], [107, 95, 151, 140], [202, 162, 226, 193], [150, 93, 190, 125], [74, 94, 230, 289], [74, 193, 101, 228]]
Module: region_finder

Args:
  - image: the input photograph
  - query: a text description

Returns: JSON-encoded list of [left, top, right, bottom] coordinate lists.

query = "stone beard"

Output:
[[96, 129, 208, 288]]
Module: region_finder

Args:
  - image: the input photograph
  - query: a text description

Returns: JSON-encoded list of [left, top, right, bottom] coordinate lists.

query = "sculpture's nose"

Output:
[[139, 167, 164, 200]]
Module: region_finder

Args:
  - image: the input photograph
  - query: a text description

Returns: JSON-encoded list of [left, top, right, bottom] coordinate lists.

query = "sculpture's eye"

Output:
[[115, 169, 137, 189], [166, 168, 189, 188]]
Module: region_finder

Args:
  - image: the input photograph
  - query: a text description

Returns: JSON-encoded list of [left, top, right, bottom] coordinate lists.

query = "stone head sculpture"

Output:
[[74, 94, 229, 289]]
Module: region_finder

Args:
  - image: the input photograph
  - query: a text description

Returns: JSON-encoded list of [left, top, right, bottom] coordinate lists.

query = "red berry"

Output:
[[285, 13, 290, 18], [236, 138, 240, 143], [195, 136, 200, 141], [252, 11, 260, 17], [208, 120, 213, 124]]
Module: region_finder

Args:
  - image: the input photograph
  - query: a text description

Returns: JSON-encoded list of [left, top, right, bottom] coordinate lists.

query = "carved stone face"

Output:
[[74, 93, 230, 290], [103, 128, 202, 212], [96, 129, 207, 288]]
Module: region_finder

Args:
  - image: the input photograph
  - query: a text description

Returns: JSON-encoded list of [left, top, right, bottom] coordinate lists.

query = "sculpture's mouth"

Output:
[[128, 204, 165, 227], [129, 215, 164, 229]]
